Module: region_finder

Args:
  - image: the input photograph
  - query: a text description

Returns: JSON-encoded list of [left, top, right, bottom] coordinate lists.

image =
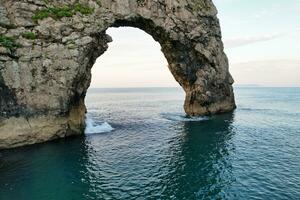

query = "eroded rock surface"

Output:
[[0, 0, 235, 149]]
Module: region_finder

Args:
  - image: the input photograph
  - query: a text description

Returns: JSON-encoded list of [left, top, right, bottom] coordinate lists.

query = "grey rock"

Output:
[[0, 0, 235, 149], [0, 3, 11, 27]]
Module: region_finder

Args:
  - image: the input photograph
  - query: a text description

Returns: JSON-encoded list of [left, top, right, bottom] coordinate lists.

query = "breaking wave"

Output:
[[161, 113, 209, 122], [85, 118, 114, 134]]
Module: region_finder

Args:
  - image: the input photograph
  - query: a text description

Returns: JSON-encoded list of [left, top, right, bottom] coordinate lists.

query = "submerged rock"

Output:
[[0, 0, 235, 149]]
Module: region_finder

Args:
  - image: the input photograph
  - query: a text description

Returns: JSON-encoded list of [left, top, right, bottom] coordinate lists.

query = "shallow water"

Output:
[[0, 87, 300, 200]]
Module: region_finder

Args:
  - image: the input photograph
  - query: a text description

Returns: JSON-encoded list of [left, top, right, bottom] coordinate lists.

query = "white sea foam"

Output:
[[161, 113, 209, 122], [85, 118, 114, 134]]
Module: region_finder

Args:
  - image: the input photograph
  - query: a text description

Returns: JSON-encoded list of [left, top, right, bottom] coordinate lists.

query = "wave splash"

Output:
[[161, 113, 209, 122], [85, 118, 114, 134]]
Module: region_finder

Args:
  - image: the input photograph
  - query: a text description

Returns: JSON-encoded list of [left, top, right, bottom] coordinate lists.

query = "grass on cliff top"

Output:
[[32, 3, 94, 21], [0, 34, 21, 50], [22, 32, 38, 40]]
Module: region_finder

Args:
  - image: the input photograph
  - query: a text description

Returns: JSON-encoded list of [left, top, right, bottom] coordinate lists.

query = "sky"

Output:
[[90, 0, 300, 88]]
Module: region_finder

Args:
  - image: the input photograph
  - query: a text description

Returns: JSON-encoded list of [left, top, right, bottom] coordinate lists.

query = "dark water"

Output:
[[0, 87, 300, 200]]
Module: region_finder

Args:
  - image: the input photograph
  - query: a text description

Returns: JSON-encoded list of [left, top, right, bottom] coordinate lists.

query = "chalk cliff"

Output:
[[0, 0, 235, 149]]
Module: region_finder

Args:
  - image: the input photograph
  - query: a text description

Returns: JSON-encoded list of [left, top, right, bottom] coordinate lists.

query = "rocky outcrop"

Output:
[[0, 0, 236, 149]]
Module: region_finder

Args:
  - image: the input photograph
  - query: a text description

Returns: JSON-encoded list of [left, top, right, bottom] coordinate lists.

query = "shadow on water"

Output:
[[161, 113, 236, 199]]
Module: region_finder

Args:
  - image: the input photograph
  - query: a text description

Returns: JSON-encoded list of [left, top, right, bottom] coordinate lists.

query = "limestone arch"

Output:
[[0, 0, 235, 149]]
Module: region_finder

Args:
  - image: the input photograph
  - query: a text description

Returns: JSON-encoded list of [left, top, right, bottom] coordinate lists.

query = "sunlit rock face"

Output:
[[0, 0, 235, 149]]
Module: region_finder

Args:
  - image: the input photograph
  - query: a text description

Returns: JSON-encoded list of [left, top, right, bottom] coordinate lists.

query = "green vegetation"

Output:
[[32, 3, 94, 22], [96, 0, 101, 6], [0, 34, 20, 51], [32, 7, 73, 21], [192, 1, 209, 12], [22, 32, 38, 40], [73, 3, 94, 15]]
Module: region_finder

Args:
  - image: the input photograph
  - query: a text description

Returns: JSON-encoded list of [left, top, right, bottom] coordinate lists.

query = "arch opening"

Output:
[[84, 27, 184, 132], [90, 27, 177, 88]]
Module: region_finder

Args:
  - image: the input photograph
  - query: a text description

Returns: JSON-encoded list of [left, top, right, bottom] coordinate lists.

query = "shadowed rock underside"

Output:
[[0, 0, 235, 149]]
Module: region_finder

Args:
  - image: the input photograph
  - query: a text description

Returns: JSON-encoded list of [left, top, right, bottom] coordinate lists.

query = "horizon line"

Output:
[[88, 85, 300, 89]]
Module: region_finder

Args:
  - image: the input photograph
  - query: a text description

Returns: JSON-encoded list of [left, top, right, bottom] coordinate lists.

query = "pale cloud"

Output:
[[224, 33, 285, 48], [230, 60, 300, 86], [224, 28, 300, 48]]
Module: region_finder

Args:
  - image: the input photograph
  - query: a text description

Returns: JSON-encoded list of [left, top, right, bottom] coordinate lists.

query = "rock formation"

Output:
[[0, 0, 236, 149]]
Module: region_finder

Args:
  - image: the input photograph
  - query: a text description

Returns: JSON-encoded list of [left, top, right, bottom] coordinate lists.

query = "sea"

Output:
[[0, 87, 299, 200]]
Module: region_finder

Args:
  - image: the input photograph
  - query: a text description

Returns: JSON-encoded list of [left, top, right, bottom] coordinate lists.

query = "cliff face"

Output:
[[0, 0, 235, 149]]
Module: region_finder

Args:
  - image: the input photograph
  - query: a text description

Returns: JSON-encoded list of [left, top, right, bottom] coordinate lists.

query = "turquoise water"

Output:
[[0, 87, 300, 200]]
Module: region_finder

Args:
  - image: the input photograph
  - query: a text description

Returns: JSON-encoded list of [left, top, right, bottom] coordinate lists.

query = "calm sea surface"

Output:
[[0, 87, 299, 200]]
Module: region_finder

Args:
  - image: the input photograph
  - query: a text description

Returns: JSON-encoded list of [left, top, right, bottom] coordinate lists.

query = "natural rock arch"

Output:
[[0, 0, 235, 149]]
